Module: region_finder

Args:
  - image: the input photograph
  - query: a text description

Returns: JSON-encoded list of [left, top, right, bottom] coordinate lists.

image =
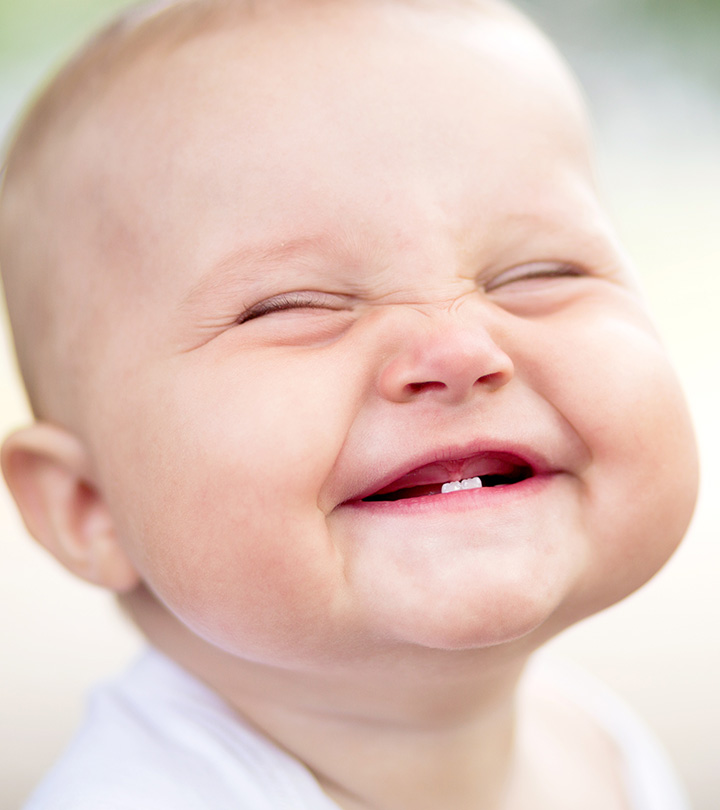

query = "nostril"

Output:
[[475, 370, 510, 390], [406, 381, 446, 395]]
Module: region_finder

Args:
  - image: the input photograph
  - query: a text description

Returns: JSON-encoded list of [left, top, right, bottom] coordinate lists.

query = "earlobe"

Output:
[[1, 423, 140, 593]]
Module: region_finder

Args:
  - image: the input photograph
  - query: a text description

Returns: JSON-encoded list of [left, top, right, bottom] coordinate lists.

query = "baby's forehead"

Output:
[[6, 0, 567, 191], [9, 1, 516, 187], [8, 0, 579, 255]]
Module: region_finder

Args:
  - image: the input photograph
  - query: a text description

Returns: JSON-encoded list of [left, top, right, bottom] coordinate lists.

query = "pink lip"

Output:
[[345, 471, 554, 514], [343, 441, 553, 504]]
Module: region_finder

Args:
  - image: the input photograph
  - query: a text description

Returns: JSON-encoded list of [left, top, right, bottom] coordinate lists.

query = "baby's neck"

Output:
[[207, 654, 524, 810], [124, 587, 625, 810], [295, 699, 519, 810]]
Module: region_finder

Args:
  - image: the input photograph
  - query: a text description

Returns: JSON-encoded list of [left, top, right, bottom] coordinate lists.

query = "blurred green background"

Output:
[[1, 2, 718, 810]]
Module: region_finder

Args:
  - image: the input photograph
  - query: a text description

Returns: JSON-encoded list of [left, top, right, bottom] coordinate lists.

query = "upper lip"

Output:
[[342, 440, 554, 503]]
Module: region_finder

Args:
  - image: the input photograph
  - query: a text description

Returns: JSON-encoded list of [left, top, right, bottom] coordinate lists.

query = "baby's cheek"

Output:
[[553, 310, 686, 457], [594, 342, 694, 481], [118, 462, 343, 661], [578, 363, 696, 609], [536, 305, 698, 601]]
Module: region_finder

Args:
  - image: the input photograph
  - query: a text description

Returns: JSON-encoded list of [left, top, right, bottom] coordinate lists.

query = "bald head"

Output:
[[0, 0, 265, 420], [0, 0, 575, 427]]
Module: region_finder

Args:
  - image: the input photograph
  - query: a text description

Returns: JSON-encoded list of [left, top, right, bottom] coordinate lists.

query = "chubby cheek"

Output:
[[142, 500, 337, 663], [542, 310, 698, 613], [94, 357, 353, 663]]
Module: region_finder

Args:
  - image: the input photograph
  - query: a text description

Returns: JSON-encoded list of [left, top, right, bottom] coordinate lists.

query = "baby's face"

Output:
[[70, 3, 697, 667]]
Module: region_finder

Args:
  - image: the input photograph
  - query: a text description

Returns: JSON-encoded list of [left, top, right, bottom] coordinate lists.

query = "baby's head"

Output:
[[0, 0, 698, 678]]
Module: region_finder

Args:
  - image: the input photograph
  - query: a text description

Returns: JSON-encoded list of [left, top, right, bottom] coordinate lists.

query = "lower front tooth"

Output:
[[441, 477, 482, 494], [460, 476, 483, 490]]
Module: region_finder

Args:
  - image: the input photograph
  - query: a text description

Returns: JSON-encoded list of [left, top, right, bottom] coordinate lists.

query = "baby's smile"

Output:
[[358, 451, 537, 502]]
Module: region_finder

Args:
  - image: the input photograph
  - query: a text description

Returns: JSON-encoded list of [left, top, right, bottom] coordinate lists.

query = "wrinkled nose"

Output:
[[377, 311, 514, 405]]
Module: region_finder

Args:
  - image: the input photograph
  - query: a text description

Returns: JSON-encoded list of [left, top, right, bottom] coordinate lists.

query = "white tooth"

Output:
[[442, 477, 483, 494], [460, 476, 483, 490]]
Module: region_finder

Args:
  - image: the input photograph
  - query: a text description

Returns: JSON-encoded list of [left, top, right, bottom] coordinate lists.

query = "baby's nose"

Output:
[[377, 308, 514, 406]]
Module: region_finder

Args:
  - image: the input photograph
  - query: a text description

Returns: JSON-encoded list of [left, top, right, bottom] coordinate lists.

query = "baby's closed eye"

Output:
[[483, 261, 587, 293], [236, 291, 353, 324]]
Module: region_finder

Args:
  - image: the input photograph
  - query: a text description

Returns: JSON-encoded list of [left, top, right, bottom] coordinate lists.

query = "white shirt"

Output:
[[24, 649, 691, 810]]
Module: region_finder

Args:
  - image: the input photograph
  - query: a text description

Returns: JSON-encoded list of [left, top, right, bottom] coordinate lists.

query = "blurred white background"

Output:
[[1, 1, 718, 808]]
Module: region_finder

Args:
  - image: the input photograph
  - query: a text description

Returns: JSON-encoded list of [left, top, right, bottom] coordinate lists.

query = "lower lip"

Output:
[[344, 474, 557, 515]]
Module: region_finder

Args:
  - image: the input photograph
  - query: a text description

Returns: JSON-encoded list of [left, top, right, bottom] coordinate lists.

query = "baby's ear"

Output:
[[1, 423, 140, 593]]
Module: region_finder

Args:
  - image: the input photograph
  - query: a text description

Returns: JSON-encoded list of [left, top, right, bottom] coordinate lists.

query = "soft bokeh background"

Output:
[[1, 1, 718, 808]]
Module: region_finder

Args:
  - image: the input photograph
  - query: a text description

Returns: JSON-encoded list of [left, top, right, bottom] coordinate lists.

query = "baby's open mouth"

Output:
[[361, 453, 534, 502]]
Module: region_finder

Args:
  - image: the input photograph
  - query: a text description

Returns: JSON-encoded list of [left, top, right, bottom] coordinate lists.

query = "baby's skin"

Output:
[[0, 1, 698, 808]]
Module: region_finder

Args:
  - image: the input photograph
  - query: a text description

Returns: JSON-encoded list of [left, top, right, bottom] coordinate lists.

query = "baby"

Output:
[[0, 1, 700, 808]]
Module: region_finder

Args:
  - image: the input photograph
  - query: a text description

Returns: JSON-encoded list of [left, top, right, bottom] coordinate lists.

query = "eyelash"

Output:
[[484, 262, 585, 292], [237, 292, 339, 324]]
